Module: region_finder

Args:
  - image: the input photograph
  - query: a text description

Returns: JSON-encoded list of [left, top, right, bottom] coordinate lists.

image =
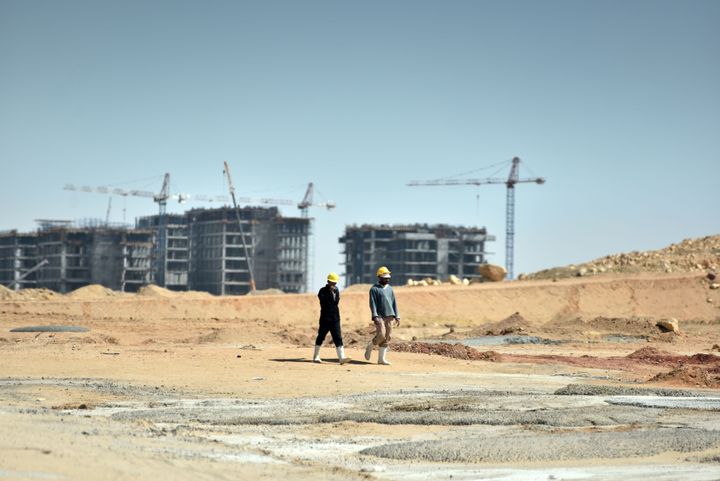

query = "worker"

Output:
[[313, 272, 351, 364], [364, 266, 400, 365]]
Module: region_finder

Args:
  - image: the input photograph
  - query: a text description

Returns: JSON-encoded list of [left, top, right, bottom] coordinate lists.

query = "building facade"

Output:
[[340, 224, 495, 286], [2, 207, 310, 295], [137, 214, 189, 291], [0, 226, 155, 293], [0, 231, 39, 290], [187, 207, 309, 295]]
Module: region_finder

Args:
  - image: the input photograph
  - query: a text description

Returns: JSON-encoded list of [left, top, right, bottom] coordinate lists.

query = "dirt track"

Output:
[[1, 272, 720, 480]]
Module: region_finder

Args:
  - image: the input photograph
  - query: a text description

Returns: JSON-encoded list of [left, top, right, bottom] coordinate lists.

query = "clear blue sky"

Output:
[[1, 0, 718, 290]]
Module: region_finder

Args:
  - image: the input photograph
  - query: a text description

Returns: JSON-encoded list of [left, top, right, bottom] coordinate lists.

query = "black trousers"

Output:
[[315, 319, 343, 347]]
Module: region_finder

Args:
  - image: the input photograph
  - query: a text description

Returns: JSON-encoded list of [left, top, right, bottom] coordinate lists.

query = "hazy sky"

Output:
[[1, 0, 718, 290]]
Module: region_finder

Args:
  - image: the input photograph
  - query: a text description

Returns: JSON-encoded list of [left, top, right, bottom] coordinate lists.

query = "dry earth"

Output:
[[1, 267, 720, 480]]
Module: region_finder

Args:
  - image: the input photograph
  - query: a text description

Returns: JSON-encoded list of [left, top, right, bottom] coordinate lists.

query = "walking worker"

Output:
[[365, 266, 400, 365], [312, 272, 351, 364]]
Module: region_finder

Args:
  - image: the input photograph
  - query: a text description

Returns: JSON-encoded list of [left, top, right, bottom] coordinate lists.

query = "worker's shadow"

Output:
[[270, 358, 372, 365]]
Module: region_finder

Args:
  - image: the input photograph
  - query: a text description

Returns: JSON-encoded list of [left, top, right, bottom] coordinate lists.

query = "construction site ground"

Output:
[[2, 271, 720, 480]]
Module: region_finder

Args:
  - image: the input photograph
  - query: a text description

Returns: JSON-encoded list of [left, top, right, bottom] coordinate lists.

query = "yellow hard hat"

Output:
[[376, 266, 391, 278], [327, 272, 340, 283]]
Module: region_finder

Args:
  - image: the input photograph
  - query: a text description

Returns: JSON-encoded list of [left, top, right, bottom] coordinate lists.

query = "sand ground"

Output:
[[1, 272, 720, 480]]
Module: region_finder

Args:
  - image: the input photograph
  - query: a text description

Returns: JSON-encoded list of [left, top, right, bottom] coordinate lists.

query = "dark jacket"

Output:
[[318, 285, 340, 322], [369, 283, 399, 319]]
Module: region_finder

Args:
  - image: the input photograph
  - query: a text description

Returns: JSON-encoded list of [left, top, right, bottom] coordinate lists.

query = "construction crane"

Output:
[[65, 173, 297, 287], [407, 156, 545, 280], [297, 182, 336, 217], [65, 173, 331, 293], [297, 182, 336, 291], [65, 173, 180, 287], [223, 161, 257, 293]]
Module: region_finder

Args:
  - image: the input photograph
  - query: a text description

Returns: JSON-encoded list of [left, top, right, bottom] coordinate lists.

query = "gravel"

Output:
[[108, 389, 661, 427], [361, 428, 720, 463], [554, 383, 714, 397]]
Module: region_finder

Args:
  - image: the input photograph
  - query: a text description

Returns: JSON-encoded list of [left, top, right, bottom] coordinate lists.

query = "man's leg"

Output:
[[315, 322, 330, 346], [378, 317, 392, 347], [330, 322, 350, 364], [365, 318, 385, 360], [378, 317, 393, 365], [372, 318, 386, 345], [313, 322, 330, 363]]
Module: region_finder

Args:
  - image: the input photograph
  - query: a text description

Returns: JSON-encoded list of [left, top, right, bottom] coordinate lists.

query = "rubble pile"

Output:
[[521, 235, 720, 281], [406, 276, 472, 287], [393, 341, 501, 361]]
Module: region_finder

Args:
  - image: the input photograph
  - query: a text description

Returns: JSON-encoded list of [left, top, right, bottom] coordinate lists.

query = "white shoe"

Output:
[[312, 345, 322, 363], [378, 346, 391, 365], [364, 341, 374, 361], [336, 346, 351, 365]]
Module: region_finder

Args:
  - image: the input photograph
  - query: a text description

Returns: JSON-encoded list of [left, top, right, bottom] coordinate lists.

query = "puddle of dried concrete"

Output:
[[427, 334, 652, 346], [377, 463, 720, 481], [427, 335, 563, 346], [4, 379, 720, 481], [606, 396, 720, 410]]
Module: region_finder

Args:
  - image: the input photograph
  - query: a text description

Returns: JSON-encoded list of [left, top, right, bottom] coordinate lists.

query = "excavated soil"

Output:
[[523, 234, 720, 280], [2, 265, 720, 480]]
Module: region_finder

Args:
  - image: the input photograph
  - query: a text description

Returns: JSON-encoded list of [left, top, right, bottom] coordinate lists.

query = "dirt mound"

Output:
[[342, 284, 373, 293], [393, 342, 501, 361], [0, 285, 15, 300], [11, 288, 59, 301], [547, 316, 676, 341], [626, 348, 720, 367], [180, 290, 215, 298], [625, 347, 679, 363], [67, 284, 119, 299], [522, 234, 720, 280], [481, 312, 533, 336], [624, 348, 720, 386], [276, 328, 313, 346], [137, 285, 178, 298], [246, 288, 285, 296], [687, 353, 720, 364], [649, 365, 720, 388]]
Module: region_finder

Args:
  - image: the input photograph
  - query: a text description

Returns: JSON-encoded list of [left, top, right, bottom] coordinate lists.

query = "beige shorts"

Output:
[[371, 316, 395, 347]]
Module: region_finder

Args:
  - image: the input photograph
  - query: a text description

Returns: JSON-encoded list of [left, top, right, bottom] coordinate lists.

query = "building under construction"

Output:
[[1, 206, 310, 295], [136, 213, 190, 291], [0, 221, 155, 293], [340, 224, 495, 286], [187, 206, 309, 295], [0, 231, 39, 290]]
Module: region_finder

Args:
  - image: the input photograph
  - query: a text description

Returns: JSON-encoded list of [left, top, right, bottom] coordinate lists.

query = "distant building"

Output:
[[0, 231, 39, 290], [0, 225, 155, 293], [187, 207, 309, 295], [137, 213, 189, 291], [1, 206, 309, 295], [339, 224, 495, 286]]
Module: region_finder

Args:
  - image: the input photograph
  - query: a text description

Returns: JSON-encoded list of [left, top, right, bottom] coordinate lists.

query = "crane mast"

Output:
[[297, 182, 336, 291], [223, 161, 256, 293], [407, 156, 545, 280]]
